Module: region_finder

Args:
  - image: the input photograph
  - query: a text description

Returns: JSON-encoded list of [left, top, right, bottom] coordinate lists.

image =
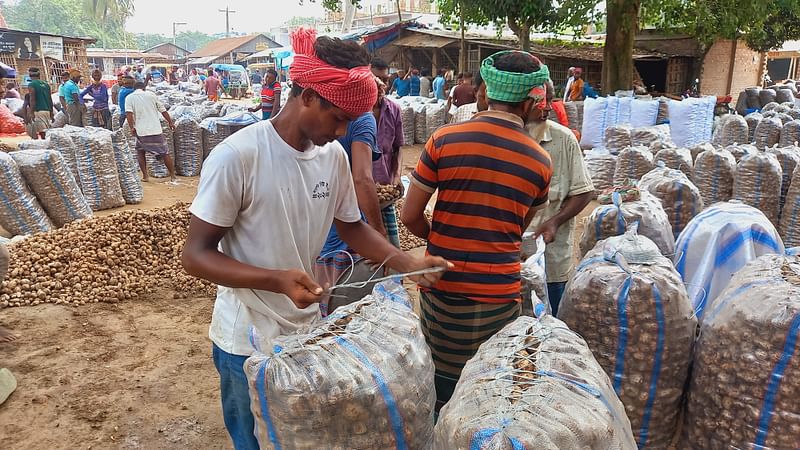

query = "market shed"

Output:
[[187, 34, 281, 67], [0, 27, 95, 89]]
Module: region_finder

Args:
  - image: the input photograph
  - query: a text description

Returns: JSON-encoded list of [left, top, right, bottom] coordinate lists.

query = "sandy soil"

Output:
[[0, 141, 598, 450]]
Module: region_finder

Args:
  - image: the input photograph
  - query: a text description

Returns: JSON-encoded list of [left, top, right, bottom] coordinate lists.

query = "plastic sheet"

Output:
[[244, 279, 435, 450], [733, 152, 783, 225], [603, 124, 632, 150], [110, 129, 143, 204], [174, 115, 203, 177], [520, 235, 549, 317], [11, 149, 91, 227], [433, 315, 636, 450], [779, 167, 800, 247], [753, 116, 783, 150], [694, 146, 737, 206], [560, 230, 696, 449], [683, 254, 800, 449], [613, 146, 654, 186], [669, 97, 715, 148], [0, 151, 53, 235], [579, 190, 675, 258], [674, 201, 784, 318], [639, 166, 703, 238], [66, 127, 125, 211], [654, 146, 694, 180], [584, 148, 616, 197]]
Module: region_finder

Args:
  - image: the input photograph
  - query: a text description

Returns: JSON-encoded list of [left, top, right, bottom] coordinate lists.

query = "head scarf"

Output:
[[574, 67, 583, 76], [289, 27, 377, 117], [480, 51, 550, 103]]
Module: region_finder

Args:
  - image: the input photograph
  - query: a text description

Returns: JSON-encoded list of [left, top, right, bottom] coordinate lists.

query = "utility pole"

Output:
[[218, 7, 237, 38], [173, 22, 187, 46], [396, 0, 402, 23]]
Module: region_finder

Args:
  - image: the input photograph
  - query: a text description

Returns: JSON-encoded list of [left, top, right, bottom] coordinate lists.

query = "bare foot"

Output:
[[142, 177, 150, 182], [0, 325, 17, 343]]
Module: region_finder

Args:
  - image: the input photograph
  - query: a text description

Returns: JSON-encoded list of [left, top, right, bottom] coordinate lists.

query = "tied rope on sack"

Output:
[[480, 51, 550, 103], [289, 28, 377, 117]]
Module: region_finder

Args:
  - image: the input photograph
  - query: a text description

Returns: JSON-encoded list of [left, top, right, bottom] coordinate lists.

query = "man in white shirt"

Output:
[[182, 29, 450, 450], [563, 67, 575, 102], [125, 82, 176, 182]]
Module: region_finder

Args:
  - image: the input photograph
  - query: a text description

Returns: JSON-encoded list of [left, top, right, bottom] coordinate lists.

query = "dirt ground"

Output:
[[0, 142, 596, 450]]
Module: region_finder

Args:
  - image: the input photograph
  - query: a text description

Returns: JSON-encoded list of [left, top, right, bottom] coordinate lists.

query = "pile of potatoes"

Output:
[[395, 199, 430, 251], [0, 203, 215, 308], [376, 184, 403, 204]]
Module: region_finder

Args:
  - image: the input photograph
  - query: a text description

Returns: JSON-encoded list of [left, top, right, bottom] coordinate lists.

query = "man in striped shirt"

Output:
[[249, 69, 282, 120], [401, 50, 553, 410]]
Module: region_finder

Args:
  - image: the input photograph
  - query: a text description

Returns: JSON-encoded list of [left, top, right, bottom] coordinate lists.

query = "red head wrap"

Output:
[[289, 28, 377, 117]]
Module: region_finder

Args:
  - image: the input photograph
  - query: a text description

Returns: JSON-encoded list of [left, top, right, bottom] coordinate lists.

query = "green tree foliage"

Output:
[[5, 0, 134, 48], [437, 0, 601, 50]]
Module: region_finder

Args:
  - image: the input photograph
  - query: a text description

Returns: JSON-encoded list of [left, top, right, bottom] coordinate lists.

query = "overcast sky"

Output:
[[126, 0, 324, 35], [126, 0, 391, 35]]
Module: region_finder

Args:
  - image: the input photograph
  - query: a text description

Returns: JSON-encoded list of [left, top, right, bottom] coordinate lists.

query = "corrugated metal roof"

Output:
[[87, 48, 171, 59], [189, 34, 279, 58]]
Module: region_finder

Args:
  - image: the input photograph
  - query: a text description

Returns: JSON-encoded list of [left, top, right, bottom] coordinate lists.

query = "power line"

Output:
[[218, 7, 237, 38]]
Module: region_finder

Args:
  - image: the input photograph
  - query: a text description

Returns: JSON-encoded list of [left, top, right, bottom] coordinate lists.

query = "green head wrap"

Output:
[[480, 50, 550, 103]]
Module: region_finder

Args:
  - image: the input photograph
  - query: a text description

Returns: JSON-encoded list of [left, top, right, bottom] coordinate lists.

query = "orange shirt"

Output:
[[411, 111, 552, 303]]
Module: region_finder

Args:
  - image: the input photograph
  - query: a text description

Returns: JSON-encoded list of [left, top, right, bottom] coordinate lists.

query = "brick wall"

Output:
[[701, 39, 764, 101]]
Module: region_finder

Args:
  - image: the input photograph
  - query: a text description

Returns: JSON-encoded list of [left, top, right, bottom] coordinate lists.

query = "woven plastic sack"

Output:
[[244, 279, 435, 450], [630, 98, 659, 128], [413, 102, 428, 144], [17, 139, 51, 151], [762, 101, 780, 113], [776, 87, 794, 104], [400, 103, 415, 146], [639, 166, 703, 239], [767, 146, 800, 216], [655, 97, 670, 125], [654, 147, 693, 180], [52, 111, 67, 128], [603, 124, 632, 150], [613, 146, 654, 185], [579, 190, 675, 258], [10, 149, 91, 227], [0, 152, 53, 235], [720, 114, 749, 147], [759, 88, 777, 107], [669, 97, 715, 148], [683, 254, 800, 449], [630, 124, 671, 147], [580, 97, 608, 149], [174, 115, 203, 177], [745, 87, 761, 109], [745, 112, 763, 143], [565, 100, 583, 131], [753, 116, 783, 150], [433, 315, 636, 450], [46, 128, 80, 184], [584, 148, 616, 196], [66, 127, 125, 211], [733, 152, 783, 224], [145, 119, 175, 178], [779, 119, 800, 146], [711, 115, 731, 146], [604, 96, 632, 127], [674, 201, 784, 318], [425, 102, 446, 141], [689, 142, 714, 162], [110, 129, 143, 204], [694, 147, 736, 206], [726, 143, 757, 163], [779, 167, 800, 247], [560, 230, 696, 449], [520, 235, 549, 317]]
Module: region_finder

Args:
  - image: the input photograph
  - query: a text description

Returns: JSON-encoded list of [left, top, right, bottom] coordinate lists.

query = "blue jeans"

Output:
[[212, 344, 259, 450], [547, 282, 567, 316]]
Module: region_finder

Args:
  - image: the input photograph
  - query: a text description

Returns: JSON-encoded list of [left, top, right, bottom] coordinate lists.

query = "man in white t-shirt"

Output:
[[563, 66, 575, 102], [182, 29, 450, 450], [125, 81, 176, 182]]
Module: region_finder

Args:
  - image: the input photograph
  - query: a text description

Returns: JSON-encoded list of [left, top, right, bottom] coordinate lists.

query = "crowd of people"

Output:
[[180, 27, 595, 450]]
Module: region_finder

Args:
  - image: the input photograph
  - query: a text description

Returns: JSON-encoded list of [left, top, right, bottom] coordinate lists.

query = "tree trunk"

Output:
[[507, 18, 532, 52], [602, 0, 640, 94]]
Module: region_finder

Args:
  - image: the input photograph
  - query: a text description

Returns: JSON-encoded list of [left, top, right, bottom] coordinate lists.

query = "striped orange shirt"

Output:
[[411, 111, 552, 303]]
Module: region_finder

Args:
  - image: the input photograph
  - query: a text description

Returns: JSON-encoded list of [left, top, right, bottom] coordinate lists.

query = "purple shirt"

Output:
[[372, 98, 404, 184], [81, 83, 109, 110]]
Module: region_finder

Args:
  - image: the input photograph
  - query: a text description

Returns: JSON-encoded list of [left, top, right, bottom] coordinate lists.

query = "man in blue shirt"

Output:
[[315, 110, 385, 316], [432, 68, 447, 100], [391, 69, 411, 97], [118, 75, 135, 127], [63, 69, 84, 127], [409, 69, 421, 96]]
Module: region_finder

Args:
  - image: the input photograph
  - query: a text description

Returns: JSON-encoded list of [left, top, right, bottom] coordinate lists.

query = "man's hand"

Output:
[[275, 269, 323, 309], [401, 255, 452, 288], [534, 219, 559, 244], [168, 121, 176, 131]]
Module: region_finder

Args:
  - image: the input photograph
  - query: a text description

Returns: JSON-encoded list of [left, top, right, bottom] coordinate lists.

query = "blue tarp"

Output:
[[210, 63, 246, 72]]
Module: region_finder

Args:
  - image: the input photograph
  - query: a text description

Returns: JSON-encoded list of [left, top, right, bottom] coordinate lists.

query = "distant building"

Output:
[[87, 48, 172, 78], [187, 34, 281, 67], [0, 27, 95, 89], [144, 42, 189, 60]]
